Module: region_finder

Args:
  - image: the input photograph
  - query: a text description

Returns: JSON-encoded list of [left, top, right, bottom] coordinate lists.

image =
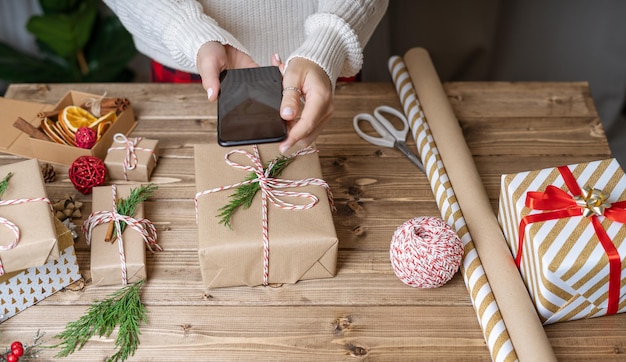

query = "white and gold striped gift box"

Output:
[[498, 158, 626, 324], [389, 55, 518, 362]]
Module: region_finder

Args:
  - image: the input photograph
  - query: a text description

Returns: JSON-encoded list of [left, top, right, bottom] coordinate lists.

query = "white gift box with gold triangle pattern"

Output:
[[0, 218, 81, 323], [498, 158, 626, 324]]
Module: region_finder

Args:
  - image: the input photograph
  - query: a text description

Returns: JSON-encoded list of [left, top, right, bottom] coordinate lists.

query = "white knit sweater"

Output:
[[102, 0, 388, 84]]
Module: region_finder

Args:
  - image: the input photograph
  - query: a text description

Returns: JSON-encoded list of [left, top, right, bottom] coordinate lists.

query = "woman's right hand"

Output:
[[196, 41, 258, 101]]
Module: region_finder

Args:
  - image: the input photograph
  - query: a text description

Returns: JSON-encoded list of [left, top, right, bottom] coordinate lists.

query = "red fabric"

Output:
[[150, 60, 202, 83]]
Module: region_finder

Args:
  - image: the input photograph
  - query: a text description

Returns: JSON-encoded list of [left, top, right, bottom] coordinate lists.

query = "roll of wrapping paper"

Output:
[[393, 48, 557, 361], [388, 56, 516, 362]]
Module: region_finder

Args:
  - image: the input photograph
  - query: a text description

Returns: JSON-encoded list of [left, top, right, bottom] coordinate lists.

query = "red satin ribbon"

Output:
[[516, 165, 626, 315]]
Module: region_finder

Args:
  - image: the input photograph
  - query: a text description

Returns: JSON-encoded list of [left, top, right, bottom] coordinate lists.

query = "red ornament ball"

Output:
[[75, 126, 97, 149], [10, 341, 24, 358], [6, 352, 19, 362], [389, 216, 464, 288], [69, 155, 106, 194]]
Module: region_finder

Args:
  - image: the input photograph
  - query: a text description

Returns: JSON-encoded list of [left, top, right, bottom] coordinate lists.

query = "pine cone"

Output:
[[41, 163, 56, 183]]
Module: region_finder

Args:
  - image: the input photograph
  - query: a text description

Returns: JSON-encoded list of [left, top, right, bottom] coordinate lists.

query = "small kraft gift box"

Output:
[[0, 91, 136, 166], [84, 184, 161, 287], [1, 218, 81, 323], [105, 133, 159, 182], [194, 143, 338, 289], [498, 158, 626, 324], [0, 159, 58, 275]]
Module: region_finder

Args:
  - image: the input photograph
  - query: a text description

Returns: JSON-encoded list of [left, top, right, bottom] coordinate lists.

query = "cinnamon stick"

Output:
[[13, 117, 52, 142], [37, 110, 60, 119], [104, 221, 115, 242]]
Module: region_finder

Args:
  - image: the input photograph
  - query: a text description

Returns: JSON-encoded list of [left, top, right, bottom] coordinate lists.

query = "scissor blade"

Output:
[[394, 141, 426, 174]]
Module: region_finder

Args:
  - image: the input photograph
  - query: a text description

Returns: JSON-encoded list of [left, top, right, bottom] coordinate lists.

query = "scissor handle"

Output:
[[373, 105, 409, 141], [353, 112, 395, 147]]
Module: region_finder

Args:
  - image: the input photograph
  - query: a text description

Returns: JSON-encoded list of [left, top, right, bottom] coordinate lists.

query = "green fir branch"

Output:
[[52, 280, 147, 362], [217, 154, 294, 228], [0, 172, 13, 198], [114, 183, 157, 235]]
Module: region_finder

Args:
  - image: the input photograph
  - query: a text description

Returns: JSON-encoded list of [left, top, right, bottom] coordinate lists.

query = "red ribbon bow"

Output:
[[516, 165, 626, 314]]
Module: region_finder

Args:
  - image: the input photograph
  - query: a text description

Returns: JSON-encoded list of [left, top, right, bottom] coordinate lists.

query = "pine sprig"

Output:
[[52, 280, 147, 362], [217, 154, 294, 228], [115, 183, 157, 235], [0, 172, 13, 198]]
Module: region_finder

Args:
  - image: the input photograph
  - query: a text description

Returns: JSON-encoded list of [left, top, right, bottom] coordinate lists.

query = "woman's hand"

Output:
[[196, 41, 258, 101], [273, 56, 334, 154]]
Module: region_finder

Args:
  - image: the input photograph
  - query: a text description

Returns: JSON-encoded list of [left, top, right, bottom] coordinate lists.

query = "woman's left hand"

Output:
[[272, 56, 334, 154]]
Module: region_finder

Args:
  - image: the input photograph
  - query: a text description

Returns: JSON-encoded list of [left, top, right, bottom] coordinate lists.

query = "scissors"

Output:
[[353, 105, 425, 173]]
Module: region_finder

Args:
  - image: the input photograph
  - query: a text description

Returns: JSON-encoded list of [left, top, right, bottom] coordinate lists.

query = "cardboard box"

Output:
[[194, 143, 338, 289], [0, 218, 81, 323], [105, 135, 159, 181], [88, 185, 149, 286], [498, 158, 626, 324], [0, 90, 136, 166], [0, 159, 58, 274]]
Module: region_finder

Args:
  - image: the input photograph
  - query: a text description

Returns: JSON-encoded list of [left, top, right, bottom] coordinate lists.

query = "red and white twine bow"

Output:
[[107, 133, 157, 180], [0, 197, 52, 275], [82, 184, 162, 285], [194, 145, 335, 285]]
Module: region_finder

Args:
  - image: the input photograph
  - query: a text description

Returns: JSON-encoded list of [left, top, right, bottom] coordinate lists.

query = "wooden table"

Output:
[[1, 82, 624, 361]]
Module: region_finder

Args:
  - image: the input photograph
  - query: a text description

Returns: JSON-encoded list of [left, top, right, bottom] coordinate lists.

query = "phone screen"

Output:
[[217, 66, 286, 147]]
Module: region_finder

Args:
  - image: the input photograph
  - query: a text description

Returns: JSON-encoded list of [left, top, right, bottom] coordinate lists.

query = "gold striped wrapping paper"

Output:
[[498, 158, 626, 324], [388, 55, 517, 362]]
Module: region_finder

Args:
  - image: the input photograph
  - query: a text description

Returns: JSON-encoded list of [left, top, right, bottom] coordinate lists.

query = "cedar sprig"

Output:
[[0, 172, 13, 198], [217, 154, 294, 228], [114, 183, 157, 235], [52, 280, 147, 362]]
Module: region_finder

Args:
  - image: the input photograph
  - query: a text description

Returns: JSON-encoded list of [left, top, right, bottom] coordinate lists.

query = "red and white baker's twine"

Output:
[[82, 184, 162, 285], [0, 197, 52, 275], [194, 145, 335, 286], [107, 133, 157, 181]]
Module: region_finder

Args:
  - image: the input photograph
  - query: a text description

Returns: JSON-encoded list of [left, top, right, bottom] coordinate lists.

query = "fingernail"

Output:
[[207, 88, 213, 100], [274, 53, 281, 63], [279, 144, 290, 154], [281, 107, 294, 117]]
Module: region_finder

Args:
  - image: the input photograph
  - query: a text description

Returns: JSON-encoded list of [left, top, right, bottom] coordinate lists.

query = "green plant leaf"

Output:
[[0, 42, 73, 82], [82, 15, 137, 82], [26, 0, 97, 58], [39, 0, 82, 14]]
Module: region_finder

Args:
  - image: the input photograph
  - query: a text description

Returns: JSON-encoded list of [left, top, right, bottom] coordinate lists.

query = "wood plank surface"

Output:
[[1, 82, 624, 361]]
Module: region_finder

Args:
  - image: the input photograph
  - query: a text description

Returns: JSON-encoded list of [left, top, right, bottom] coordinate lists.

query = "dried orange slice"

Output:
[[61, 105, 98, 133], [41, 118, 69, 145], [95, 121, 112, 141], [90, 110, 117, 130]]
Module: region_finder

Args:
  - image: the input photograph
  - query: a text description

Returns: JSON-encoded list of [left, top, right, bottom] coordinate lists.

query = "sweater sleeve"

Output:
[[286, 0, 389, 84], [102, 0, 248, 71]]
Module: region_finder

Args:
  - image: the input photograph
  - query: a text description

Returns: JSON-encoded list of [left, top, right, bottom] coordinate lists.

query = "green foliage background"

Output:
[[0, 0, 137, 84]]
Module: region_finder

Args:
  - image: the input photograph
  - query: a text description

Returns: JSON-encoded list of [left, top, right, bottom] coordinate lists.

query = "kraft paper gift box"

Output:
[[0, 159, 58, 274], [88, 185, 153, 286], [0, 91, 136, 166], [0, 218, 81, 323], [105, 134, 159, 182], [194, 143, 338, 289], [498, 158, 626, 324]]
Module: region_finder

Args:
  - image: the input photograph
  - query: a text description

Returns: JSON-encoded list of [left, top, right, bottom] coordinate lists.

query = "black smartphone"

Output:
[[217, 66, 287, 147]]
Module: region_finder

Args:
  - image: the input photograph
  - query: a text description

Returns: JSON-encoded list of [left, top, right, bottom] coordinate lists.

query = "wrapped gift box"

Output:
[[0, 159, 58, 274], [1, 218, 81, 323], [88, 185, 151, 286], [105, 134, 159, 182], [498, 158, 626, 324], [194, 143, 338, 288]]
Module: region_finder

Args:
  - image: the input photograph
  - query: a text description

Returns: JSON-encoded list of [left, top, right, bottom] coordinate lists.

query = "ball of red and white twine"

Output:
[[390, 216, 463, 288]]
